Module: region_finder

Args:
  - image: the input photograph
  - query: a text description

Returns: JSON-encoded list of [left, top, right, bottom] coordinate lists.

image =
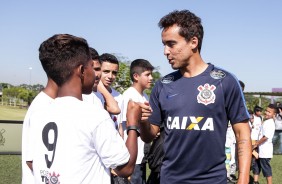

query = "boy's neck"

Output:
[[132, 83, 145, 95]]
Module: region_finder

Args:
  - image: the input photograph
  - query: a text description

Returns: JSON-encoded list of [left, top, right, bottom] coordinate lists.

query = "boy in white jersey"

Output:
[[99, 53, 124, 134], [252, 104, 277, 184], [122, 59, 154, 184], [22, 78, 58, 184], [27, 34, 141, 184], [83, 47, 120, 114]]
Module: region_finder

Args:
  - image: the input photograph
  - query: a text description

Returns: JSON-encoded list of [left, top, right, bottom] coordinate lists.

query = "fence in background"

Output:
[[0, 120, 22, 155]]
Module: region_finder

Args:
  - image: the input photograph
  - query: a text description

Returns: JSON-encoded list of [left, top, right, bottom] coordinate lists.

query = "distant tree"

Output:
[[113, 61, 131, 93], [245, 94, 271, 112], [0, 83, 12, 89], [19, 83, 44, 91], [2, 85, 39, 105]]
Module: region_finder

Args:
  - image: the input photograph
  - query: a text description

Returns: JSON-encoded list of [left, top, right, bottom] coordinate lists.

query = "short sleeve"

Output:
[[148, 80, 163, 126], [93, 118, 130, 169], [222, 76, 249, 124]]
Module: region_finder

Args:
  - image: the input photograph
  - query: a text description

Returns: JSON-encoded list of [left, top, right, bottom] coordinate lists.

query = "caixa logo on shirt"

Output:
[[167, 116, 214, 131], [40, 170, 60, 184]]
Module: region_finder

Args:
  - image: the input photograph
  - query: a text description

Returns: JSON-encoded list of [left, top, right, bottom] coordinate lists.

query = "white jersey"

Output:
[[251, 116, 262, 140], [122, 87, 148, 164], [96, 87, 124, 129], [258, 118, 275, 158], [275, 114, 282, 130], [82, 92, 103, 108], [22, 91, 54, 184], [27, 97, 129, 184]]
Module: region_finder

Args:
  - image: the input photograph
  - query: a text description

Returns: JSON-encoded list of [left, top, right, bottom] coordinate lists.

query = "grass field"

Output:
[[0, 155, 281, 184], [0, 105, 27, 120], [0, 105, 282, 184]]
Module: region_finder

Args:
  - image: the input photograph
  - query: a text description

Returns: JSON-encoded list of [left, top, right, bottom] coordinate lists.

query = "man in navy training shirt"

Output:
[[139, 10, 252, 184]]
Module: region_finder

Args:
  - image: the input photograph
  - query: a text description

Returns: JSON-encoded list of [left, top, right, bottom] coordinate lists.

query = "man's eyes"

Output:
[[167, 42, 175, 47]]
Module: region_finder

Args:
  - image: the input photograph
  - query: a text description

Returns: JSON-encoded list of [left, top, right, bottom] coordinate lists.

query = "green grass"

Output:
[[0, 155, 21, 184], [250, 155, 282, 184], [0, 155, 280, 184], [0, 105, 25, 183], [0, 105, 27, 120]]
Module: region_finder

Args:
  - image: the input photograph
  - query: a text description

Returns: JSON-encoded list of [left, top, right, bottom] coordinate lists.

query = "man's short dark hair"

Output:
[[158, 10, 204, 52], [39, 34, 91, 86], [130, 59, 154, 82]]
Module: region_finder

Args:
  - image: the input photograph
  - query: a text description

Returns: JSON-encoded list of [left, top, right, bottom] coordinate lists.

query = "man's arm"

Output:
[[114, 101, 140, 177], [232, 121, 252, 184], [138, 102, 160, 143], [97, 81, 120, 115]]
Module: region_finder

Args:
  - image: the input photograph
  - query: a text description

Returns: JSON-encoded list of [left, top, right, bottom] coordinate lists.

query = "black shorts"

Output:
[[252, 158, 272, 177]]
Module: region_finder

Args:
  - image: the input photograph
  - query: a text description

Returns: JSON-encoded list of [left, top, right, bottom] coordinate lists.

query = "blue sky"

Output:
[[0, 0, 281, 92]]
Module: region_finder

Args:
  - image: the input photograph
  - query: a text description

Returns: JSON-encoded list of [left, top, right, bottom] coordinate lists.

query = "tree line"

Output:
[[0, 57, 279, 112], [0, 59, 162, 107]]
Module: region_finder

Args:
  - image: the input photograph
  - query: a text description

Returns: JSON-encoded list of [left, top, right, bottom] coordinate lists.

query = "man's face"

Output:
[[82, 59, 95, 95], [100, 62, 119, 88], [92, 60, 101, 91], [161, 24, 195, 70], [134, 70, 153, 90]]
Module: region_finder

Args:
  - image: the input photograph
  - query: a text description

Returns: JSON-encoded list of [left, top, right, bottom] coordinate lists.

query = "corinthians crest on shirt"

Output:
[[197, 83, 216, 105]]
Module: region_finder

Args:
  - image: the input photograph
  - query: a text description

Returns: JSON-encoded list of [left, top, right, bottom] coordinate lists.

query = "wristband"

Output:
[[126, 125, 140, 137]]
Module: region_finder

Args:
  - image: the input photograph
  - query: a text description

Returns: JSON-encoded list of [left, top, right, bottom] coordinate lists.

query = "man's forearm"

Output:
[[236, 135, 252, 183], [233, 122, 252, 184]]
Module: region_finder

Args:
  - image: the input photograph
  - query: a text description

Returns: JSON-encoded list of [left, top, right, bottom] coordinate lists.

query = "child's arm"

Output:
[[97, 81, 120, 115], [253, 136, 268, 149]]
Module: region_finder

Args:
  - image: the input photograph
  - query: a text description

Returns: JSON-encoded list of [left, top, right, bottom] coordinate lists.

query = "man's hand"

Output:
[[137, 101, 152, 122]]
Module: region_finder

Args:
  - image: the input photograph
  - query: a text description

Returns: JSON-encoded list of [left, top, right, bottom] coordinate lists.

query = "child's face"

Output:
[[264, 107, 276, 120], [255, 110, 262, 117], [136, 70, 154, 90], [100, 62, 119, 88]]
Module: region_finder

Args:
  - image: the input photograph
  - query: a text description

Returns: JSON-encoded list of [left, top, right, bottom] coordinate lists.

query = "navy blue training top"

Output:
[[148, 64, 249, 184]]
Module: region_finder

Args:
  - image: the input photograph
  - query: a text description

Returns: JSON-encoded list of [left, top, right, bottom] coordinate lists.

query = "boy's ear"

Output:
[[133, 73, 139, 82]]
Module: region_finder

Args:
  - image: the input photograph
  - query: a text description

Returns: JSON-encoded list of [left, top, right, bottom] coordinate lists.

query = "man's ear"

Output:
[[190, 36, 199, 52], [77, 65, 84, 79]]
